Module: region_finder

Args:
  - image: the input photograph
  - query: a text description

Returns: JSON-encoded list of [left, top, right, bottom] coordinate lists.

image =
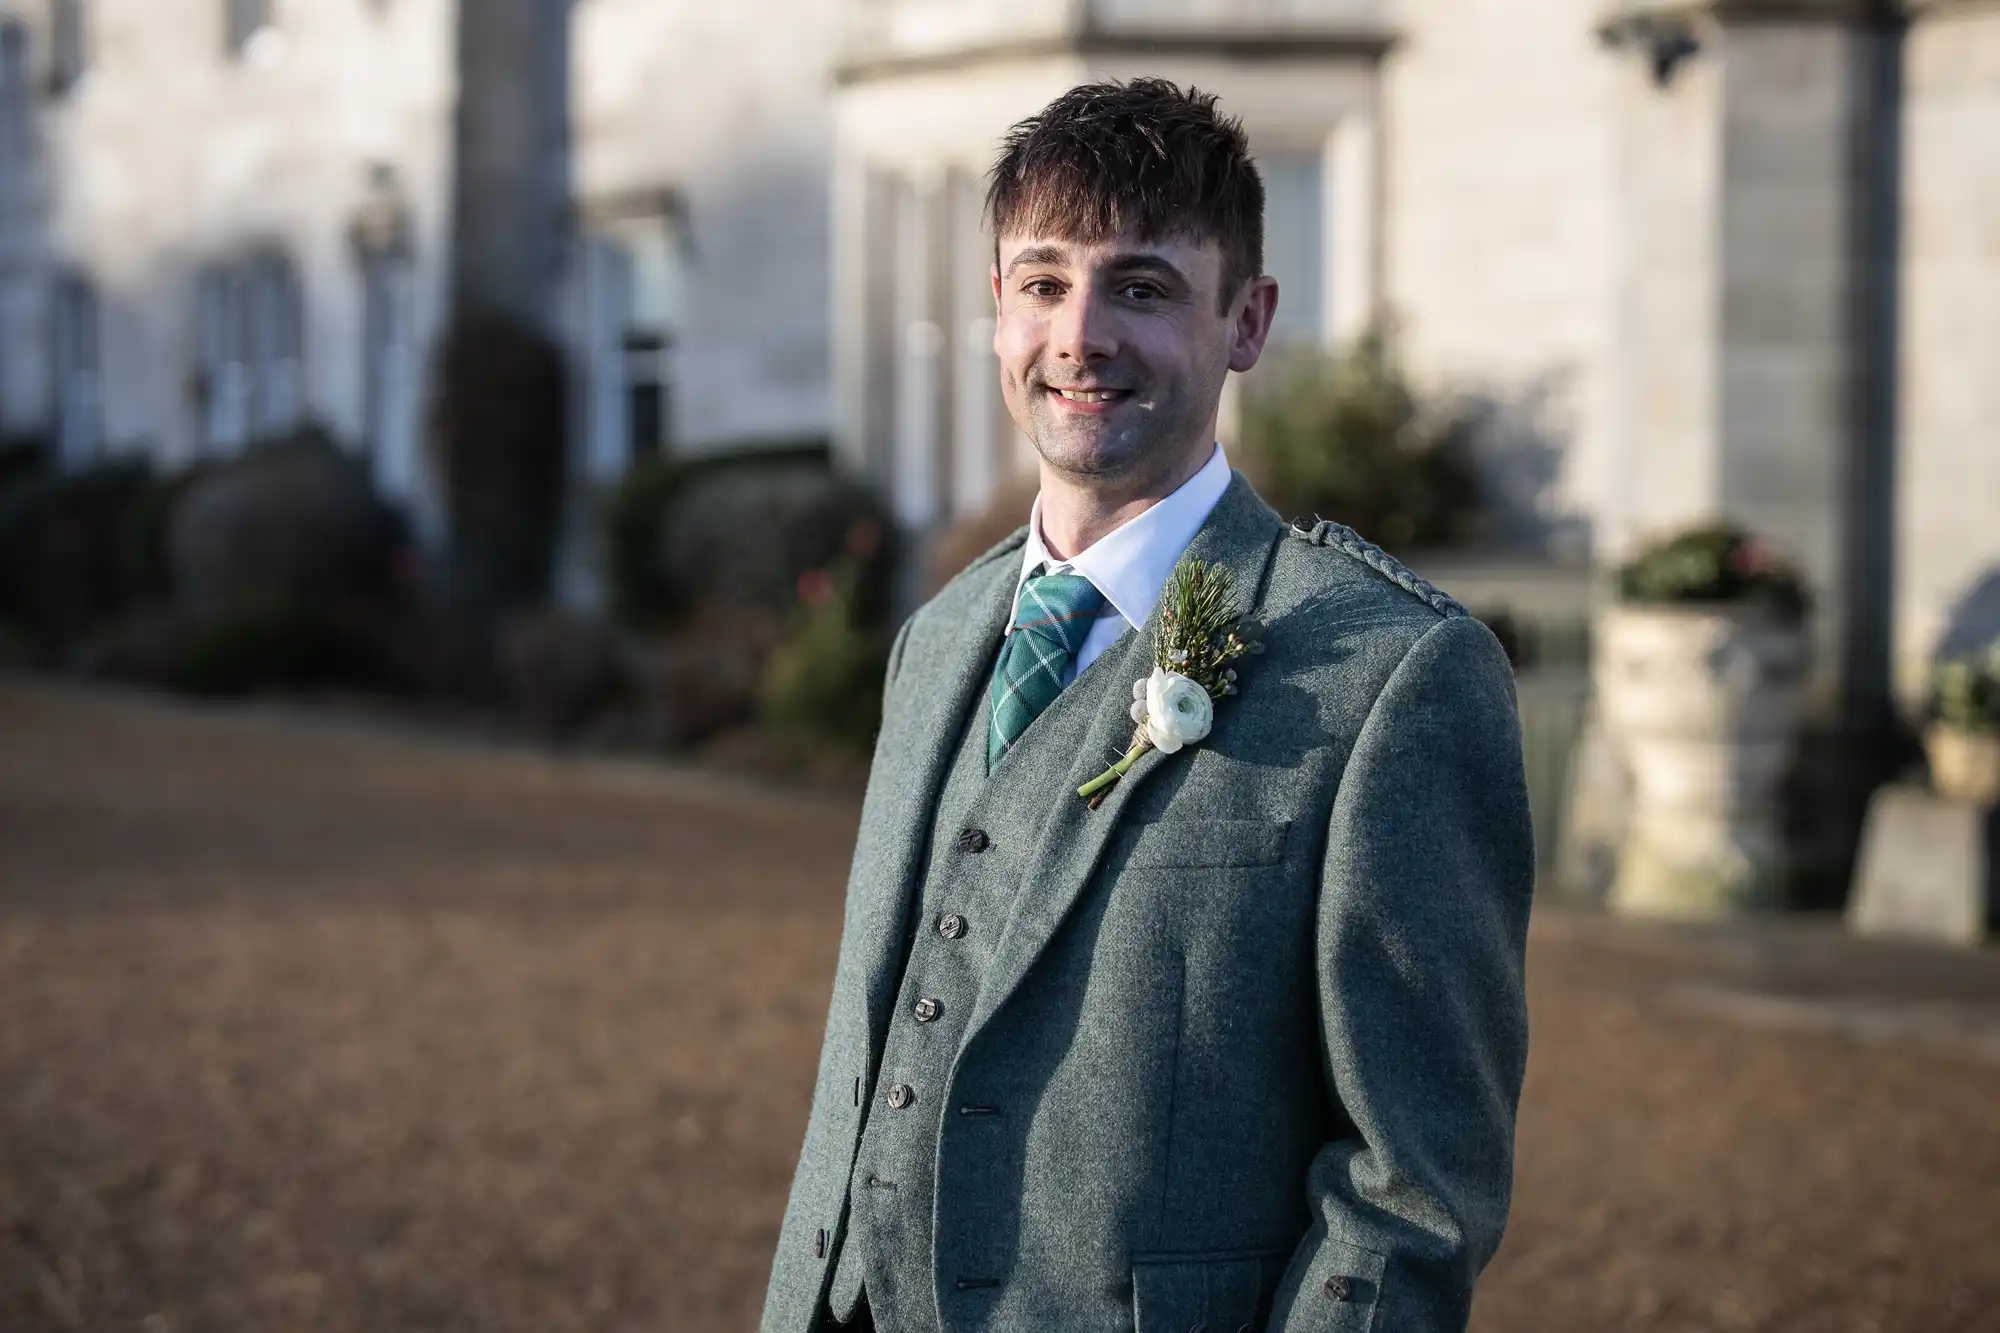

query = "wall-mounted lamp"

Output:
[[1599, 9, 1703, 87]]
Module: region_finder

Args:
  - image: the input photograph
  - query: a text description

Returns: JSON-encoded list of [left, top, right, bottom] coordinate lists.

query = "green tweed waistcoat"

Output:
[[826, 646, 988, 1328], [762, 472, 1536, 1333]]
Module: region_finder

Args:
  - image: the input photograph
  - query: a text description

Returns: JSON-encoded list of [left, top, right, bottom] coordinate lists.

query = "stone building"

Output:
[[0, 0, 834, 601], [0, 0, 1994, 703]]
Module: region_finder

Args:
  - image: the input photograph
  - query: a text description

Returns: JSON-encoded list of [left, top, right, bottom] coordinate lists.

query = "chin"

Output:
[[1033, 429, 1151, 481]]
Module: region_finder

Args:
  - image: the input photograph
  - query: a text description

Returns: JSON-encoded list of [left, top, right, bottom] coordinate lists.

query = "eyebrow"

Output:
[[1003, 244, 1071, 276], [1002, 247, 1192, 286]]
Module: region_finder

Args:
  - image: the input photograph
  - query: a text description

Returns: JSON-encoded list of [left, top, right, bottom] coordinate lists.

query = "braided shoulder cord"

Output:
[[1287, 518, 1467, 619]]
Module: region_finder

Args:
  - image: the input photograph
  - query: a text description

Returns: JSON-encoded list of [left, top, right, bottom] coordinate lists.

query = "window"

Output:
[[193, 252, 304, 453], [244, 251, 303, 437], [51, 272, 100, 464], [195, 266, 247, 451], [581, 197, 686, 475], [48, 0, 86, 95], [1259, 152, 1329, 345]]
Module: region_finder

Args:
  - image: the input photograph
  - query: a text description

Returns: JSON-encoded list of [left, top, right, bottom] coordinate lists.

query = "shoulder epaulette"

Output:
[[1287, 518, 1467, 619]]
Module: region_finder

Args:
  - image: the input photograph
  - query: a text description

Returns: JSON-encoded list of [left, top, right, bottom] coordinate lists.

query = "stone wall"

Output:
[[573, 0, 838, 455], [1896, 0, 2000, 697], [1378, 0, 1620, 558], [4, 0, 456, 507]]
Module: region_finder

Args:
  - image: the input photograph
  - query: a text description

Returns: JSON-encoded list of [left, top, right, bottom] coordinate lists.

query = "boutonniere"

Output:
[[1077, 554, 1261, 808]]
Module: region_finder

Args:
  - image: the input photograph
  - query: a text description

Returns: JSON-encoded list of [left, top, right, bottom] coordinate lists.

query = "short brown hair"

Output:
[[986, 78, 1264, 313]]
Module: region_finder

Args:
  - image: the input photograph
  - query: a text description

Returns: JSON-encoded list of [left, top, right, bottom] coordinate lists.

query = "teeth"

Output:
[[1058, 390, 1119, 403]]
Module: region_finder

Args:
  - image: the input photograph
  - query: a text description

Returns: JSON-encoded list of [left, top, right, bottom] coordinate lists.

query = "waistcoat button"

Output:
[[956, 827, 990, 853], [886, 1082, 914, 1109], [914, 997, 941, 1022], [938, 913, 967, 939], [1323, 1275, 1354, 1303]]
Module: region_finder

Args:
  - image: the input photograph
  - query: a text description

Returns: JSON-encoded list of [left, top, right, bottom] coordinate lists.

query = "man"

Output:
[[762, 80, 1534, 1333]]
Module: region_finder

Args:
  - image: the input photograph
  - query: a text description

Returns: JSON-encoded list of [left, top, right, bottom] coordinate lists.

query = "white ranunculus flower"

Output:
[[1131, 666, 1213, 753]]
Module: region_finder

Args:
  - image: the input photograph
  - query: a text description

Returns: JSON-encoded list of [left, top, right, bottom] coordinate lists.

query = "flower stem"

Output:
[[1077, 742, 1151, 801]]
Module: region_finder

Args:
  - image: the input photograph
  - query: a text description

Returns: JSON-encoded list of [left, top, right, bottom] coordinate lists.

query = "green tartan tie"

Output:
[[988, 564, 1107, 772]]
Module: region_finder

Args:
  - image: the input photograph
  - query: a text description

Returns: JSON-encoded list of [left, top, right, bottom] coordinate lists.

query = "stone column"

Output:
[[1894, 0, 2000, 699], [949, 166, 1003, 521], [889, 171, 949, 532], [1599, 0, 1904, 901], [1327, 107, 1382, 348]]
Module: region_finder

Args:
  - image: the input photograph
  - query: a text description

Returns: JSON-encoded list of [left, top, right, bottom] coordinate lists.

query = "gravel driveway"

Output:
[[2, 680, 1996, 1333]]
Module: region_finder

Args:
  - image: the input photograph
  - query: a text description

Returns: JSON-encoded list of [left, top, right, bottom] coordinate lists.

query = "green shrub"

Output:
[[432, 312, 568, 622], [177, 596, 383, 697], [1929, 643, 2000, 735], [0, 456, 160, 644], [601, 441, 891, 631], [1238, 331, 1482, 551], [1615, 520, 1810, 621], [0, 438, 47, 494], [603, 455, 688, 628], [757, 528, 892, 755]]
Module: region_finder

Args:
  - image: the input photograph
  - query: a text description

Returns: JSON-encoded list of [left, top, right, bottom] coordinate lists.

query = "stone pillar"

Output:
[[1327, 108, 1382, 348], [1600, 0, 1904, 902], [949, 167, 1003, 520], [889, 172, 949, 532], [1894, 0, 2000, 700]]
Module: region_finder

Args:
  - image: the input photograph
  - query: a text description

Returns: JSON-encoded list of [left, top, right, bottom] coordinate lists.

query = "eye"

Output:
[[1119, 280, 1164, 303], [1020, 277, 1064, 299]]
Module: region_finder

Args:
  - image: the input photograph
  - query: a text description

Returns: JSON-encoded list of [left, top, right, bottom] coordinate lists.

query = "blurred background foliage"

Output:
[[1234, 330, 1485, 552], [1615, 520, 1812, 622], [0, 428, 421, 696], [0, 328, 1516, 771], [0, 423, 908, 765]]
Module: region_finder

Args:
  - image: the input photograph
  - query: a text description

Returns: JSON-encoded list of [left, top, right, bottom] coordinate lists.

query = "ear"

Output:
[[990, 262, 1002, 309], [1227, 275, 1281, 374]]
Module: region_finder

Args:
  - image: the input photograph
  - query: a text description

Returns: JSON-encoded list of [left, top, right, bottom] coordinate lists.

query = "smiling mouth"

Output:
[[1050, 388, 1130, 404]]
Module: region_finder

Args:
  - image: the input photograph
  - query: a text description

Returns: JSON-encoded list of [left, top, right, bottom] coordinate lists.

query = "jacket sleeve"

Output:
[[1267, 613, 1536, 1333]]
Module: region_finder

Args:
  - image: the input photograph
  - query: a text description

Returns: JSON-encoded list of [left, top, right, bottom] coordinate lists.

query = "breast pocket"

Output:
[[1105, 817, 1292, 872]]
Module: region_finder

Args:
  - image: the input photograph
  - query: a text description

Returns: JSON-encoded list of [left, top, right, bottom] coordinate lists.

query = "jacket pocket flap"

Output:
[[1132, 1250, 1286, 1333], [1109, 817, 1292, 871]]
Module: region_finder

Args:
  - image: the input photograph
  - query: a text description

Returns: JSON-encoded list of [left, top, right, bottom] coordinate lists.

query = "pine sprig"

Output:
[[1079, 554, 1260, 806], [1153, 555, 1258, 698]]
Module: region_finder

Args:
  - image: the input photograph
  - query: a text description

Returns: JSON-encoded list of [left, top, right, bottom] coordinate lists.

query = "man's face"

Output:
[[991, 230, 1277, 489]]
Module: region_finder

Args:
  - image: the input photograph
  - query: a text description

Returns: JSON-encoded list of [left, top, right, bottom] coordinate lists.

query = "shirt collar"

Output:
[[1011, 441, 1232, 633]]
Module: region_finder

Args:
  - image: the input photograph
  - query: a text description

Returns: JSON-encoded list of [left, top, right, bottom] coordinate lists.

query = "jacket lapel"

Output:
[[961, 471, 1286, 1047], [848, 541, 1021, 1045]]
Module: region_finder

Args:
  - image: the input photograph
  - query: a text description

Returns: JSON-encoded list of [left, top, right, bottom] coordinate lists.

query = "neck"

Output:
[[1036, 438, 1214, 562]]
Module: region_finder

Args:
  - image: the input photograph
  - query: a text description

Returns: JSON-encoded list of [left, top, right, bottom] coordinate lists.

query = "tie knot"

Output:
[[1012, 567, 1105, 656]]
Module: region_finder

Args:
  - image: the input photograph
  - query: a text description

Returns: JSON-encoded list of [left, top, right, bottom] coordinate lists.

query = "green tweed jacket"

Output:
[[761, 471, 1535, 1333]]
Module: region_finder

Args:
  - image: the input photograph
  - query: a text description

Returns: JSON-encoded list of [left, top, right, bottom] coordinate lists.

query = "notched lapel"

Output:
[[961, 472, 1286, 1048]]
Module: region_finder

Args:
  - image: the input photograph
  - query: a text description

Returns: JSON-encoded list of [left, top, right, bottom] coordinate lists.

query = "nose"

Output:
[[1047, 278, 1118, 365]]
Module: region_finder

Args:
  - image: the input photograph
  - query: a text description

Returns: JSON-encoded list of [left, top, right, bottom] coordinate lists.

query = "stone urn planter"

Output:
[[1926, 726, 2000, 806], [1924, 648, 2000, 807], [1595, 603, 1811, 916]]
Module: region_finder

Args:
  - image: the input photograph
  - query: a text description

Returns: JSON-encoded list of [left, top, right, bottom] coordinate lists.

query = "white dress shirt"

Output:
[[1008, 441, 1233, 685]]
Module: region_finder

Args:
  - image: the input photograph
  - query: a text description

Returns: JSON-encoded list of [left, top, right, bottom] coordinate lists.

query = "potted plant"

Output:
[[1925, 644, 2000, 805], [1595, 522, 1813, 916]]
